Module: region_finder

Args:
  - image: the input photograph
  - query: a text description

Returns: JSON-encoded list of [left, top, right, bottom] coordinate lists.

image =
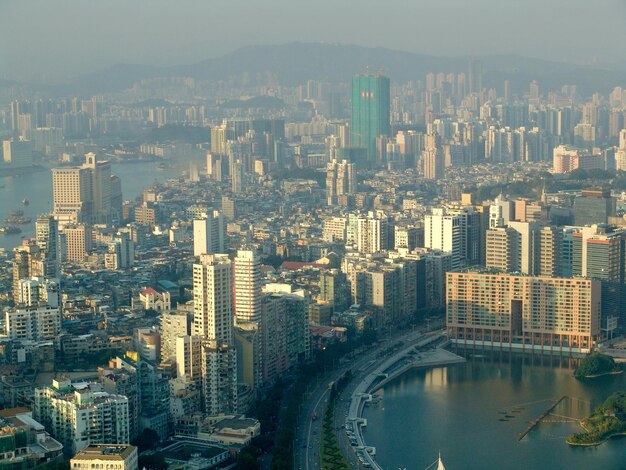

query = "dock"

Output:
[[518, 395, 567, 441]]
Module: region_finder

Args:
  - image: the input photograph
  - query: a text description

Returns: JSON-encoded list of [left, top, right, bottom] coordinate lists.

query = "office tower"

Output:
[[34, 380, 130, 456], [192, 211, 225, 257], [573, 188, 616, 226], [424, 208, 462, 270], [326, 159, 356, 205], [62, 224, 90, 262], [422, 133, 444, 180], [233, 250, 262, 323], [446, 269, 600, 354], [355, 211, 392, 254], [71, 445, 138, 470], [35, 215, 59, 276], [52, 153, 122, 225], [468, 59, 483, 95], [351, 74, 391, 163], [572, 225, 626, 335], [2, 139, 33, 168]]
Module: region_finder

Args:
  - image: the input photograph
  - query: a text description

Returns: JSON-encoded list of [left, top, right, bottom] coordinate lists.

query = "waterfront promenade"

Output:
[[341, 335, 466, 469]]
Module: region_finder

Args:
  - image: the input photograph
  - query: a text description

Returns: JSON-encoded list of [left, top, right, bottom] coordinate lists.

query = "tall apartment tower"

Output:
[[424, 208, 462, 270], [351, 74, 391, 163], [355, 212, 392, 254], [326, 159, 357, 205], [193, 254, 234, 344], [192, 254, 237, 415], [422, 133, 444, 180], [233, 250, 262, 323], [35, 215, 59, 275], [193, 211, 225, 257]]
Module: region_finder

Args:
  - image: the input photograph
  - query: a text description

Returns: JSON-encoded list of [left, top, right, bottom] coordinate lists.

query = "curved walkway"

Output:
[[344, 334, 466, 469]]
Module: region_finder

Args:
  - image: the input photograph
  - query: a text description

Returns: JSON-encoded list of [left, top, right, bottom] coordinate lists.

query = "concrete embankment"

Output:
[[346, 333, 466, 470]]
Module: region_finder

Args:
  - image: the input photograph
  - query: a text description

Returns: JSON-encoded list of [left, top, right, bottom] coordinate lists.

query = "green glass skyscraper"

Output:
[[351, 74, 390, 164]]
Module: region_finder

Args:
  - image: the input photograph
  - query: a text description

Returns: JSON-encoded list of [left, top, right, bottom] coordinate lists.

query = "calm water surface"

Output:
[[0, 162, 182, 252], [362, 351, 626, 470]]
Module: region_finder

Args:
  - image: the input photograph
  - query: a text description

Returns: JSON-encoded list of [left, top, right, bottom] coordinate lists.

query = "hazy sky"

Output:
[[1, 0, 625, 82]]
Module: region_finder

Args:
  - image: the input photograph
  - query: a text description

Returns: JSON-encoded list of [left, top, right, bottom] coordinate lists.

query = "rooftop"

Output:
[[72, 444, 136, 460]]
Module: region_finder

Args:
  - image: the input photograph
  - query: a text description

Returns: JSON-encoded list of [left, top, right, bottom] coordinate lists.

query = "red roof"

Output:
[[141, 287, 159, 296]]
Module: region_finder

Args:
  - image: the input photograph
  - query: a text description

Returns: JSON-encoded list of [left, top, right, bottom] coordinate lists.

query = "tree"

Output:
[[138, 454, 167, 470], [132, 428, 160, 452]]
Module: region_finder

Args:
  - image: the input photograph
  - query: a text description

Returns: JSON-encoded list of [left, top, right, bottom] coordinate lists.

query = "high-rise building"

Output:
[[160, 311, 191, 362], [573, 188, 616, 226], [355, 211, 392, 254], [425, 208, 462, 270], [52, 153, 122, 225], [2, 139, 33, 168], [192, 254, 237, 415], [468, 59, 483, 95], [193, 254, 233, 344], [62, 224, 90, 262], [5, 305, 61, 341], [35, 215, 59, 276], [326, 159, 356, 206], [233, 250, 262, 323], [351, 74, 391, 163], [422, 133, 444, 180], [34, 380, 130, 456], [446, 268, 601, 354], [571, 225, 626, 335], [192, 211, 225, 257]]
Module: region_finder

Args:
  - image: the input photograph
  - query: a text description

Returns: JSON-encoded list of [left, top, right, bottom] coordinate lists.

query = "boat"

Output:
[[437, 452, 446, 470], [424, 452, 446, 470], [0, 226, 22, 234], [22, 198, 29, 206]]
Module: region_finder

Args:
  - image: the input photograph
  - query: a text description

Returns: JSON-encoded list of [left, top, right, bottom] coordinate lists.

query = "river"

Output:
[[362, 350, 626, 470], [0, 161, 183, 253]]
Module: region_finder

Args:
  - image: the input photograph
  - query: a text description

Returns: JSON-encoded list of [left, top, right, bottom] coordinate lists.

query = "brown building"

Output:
[[446, 268, 600, 354]]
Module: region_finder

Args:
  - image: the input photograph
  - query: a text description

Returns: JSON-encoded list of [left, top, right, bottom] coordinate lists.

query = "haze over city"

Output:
[[1, 0, 626, 81], [1, 1, 626, 470]]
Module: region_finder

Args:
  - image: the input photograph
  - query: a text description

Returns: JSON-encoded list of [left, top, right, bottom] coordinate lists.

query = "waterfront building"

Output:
[[52, 153, 122, 225], [2, 139, 33, 168], [446, 268, 601, 353]]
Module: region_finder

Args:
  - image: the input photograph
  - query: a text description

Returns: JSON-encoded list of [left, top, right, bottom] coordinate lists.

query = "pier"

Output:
[[518, 395, 567, 441]]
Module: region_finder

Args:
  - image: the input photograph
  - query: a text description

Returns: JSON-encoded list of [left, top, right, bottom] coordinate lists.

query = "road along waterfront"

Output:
[[342, 333, 465, 469], [361, 350, 626, 470]]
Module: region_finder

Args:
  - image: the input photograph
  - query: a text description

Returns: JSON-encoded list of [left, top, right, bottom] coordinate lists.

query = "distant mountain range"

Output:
[[13, 43, 626, 97]]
